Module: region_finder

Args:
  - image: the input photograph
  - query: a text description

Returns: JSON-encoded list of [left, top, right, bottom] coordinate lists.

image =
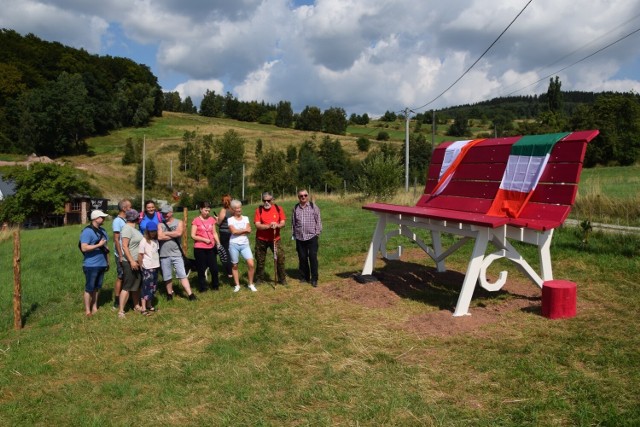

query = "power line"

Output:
[[502, 25, 640, 97], [496, 12, 640, 97], [412, 0, 534, 112]]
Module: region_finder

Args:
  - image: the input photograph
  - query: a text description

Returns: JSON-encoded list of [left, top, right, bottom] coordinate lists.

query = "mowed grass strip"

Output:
[[0, 199, 639, 426]]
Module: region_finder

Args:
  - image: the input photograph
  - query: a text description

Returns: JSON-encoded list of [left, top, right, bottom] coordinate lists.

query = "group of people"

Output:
[[79, 189, 322, 317]]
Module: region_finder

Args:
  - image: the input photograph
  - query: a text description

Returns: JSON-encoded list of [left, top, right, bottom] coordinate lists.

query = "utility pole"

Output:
[[404, 107, 410, 192]]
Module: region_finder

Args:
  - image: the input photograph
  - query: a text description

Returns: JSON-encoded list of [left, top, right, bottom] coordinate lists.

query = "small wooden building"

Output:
[[64, 195, 110, 225]]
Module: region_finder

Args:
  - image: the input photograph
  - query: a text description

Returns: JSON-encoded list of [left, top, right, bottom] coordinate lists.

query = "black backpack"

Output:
[[258, 203, 283, 221], [78, 225, 109, 255]]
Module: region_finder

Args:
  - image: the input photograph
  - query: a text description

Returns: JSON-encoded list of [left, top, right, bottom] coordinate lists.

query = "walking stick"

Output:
[[272, 227, 277, 289]]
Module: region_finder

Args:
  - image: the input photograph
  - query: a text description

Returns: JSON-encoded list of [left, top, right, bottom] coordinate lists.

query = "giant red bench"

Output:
[[360, 130, 599, 316]]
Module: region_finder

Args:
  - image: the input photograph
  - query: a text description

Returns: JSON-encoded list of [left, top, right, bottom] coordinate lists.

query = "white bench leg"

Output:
[[538, 229, 554, 282], [453, 229, 489, 317], [362, 215, 387, 275]]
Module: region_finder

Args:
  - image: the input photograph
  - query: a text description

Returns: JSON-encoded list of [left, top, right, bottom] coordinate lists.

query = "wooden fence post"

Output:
[[13, 229, 22, 330], [182, 207, 189, 254]]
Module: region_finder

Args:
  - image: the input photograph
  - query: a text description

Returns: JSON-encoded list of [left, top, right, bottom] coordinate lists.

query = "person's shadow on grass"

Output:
[[21, 302, 39, 326]]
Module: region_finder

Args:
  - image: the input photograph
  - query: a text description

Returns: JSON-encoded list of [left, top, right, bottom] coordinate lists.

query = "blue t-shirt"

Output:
[[112, 216, 126, 258], [80, 226, 109, 268], [139, 212, 162, 234]]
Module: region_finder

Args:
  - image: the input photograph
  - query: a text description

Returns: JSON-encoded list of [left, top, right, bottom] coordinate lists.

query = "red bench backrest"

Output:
[[416, 130, 599, 226], [511, 130, 597, 228]]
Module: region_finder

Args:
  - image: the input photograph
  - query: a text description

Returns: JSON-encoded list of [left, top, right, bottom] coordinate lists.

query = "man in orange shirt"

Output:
[[254, 191, 287, 285]]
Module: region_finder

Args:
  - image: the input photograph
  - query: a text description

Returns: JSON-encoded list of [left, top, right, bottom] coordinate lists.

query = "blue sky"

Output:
[[2, 0, 640, 116]]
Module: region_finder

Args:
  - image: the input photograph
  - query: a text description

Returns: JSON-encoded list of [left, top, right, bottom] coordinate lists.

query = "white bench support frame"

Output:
[[361, 212, 555, 316]]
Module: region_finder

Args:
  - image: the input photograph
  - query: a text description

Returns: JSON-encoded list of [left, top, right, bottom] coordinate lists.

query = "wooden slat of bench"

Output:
[[549, 141, 587, 163], [436, 180, 501, 198], [512, 203, 572, 230], [363, 203, 509, 227], [528, 183, 578, 205], [561, 129, 600, 143], [424, 163, 443, 193], [449, 162, 508, 180], [539, 162, 583, 183], [458, 144, 512, 163], [422, 196, 494, 212]]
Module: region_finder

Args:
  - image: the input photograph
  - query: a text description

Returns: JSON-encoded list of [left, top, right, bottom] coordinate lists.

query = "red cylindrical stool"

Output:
[[541, 280, 577, 319]]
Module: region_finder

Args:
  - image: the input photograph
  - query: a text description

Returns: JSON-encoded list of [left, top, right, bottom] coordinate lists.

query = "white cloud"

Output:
[[2, 0, 640, 115], [235, 61, 278, 102], [174, 79, 225, 105]]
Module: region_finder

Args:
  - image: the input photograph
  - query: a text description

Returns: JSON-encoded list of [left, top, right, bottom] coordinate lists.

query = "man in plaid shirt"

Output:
[[291, 189, 322, 287]]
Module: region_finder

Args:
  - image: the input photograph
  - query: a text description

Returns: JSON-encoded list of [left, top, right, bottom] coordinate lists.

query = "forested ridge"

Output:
[[0, 29, 163, 157]]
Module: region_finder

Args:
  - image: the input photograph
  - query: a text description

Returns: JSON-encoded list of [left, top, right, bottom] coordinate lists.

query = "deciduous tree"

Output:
[[275, 101, 293, 128], [0, 163, 98, 225]]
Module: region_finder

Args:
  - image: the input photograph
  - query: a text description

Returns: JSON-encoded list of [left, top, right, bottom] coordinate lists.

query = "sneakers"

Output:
[[188, 293, 197, 301], [248, 284, 257, 292], [311, 280, 318, 288], [233, 285, 241, 293], [166, 292, 174, 301]]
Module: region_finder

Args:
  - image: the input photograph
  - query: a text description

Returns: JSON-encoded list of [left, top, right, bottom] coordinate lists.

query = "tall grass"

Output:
[[1, 199, 639, 425], [573, 165, 640, 227]]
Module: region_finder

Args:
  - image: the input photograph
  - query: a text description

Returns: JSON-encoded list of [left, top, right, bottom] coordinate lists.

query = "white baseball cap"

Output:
[[90, 210, 109, 220]]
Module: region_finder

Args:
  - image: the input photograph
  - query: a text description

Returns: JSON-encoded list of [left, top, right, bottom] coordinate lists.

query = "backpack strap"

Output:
[[259, 204, 282, 222]]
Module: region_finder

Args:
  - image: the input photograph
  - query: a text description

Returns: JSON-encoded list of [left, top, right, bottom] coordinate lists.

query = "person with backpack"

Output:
[[216, 194, 234, 279], [111, 198, 131, 310], [291, 189, 322, 287], [79, 210, 110, 317], [254, 191, 287, 286], [139, 200, 163, 234]]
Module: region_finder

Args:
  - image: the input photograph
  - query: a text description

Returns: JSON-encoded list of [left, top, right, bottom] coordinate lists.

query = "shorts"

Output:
[[229, 241, 253, 264], [114, 254, 124, 279], [121, 261, 142, 292], [160, 256, 188, 280], [83, 266, 106, 293]]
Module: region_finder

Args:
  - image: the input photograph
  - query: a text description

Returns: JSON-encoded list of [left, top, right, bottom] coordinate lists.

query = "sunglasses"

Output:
[[298, 194, 308, 198], [262, 199, 272, 203]]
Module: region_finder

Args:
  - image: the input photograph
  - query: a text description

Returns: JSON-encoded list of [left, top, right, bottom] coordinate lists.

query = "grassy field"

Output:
[[1, 196, 639, 426]]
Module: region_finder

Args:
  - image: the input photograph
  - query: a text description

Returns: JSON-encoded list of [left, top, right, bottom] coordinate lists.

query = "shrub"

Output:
[[355, 152, 402, 201], [376, 131, 390, 141], [356, 136, 371, 152]]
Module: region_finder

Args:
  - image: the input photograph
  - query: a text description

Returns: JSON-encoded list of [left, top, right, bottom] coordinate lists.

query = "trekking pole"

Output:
[[272, 227, 278, 289]]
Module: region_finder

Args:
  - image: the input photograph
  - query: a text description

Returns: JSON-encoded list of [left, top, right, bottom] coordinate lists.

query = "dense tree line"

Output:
[[0, 29, 163, 157], [428, 90, 603, 123], [164, 90, 350, 136]]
